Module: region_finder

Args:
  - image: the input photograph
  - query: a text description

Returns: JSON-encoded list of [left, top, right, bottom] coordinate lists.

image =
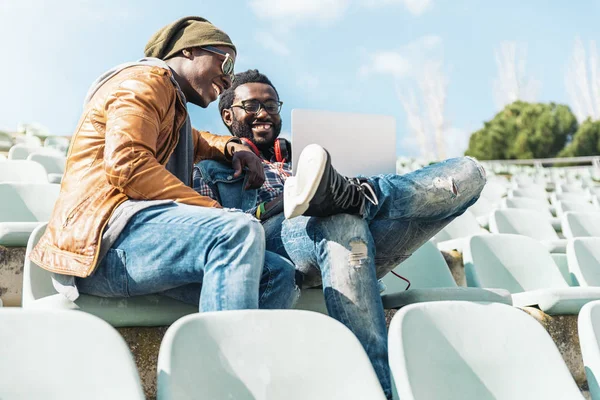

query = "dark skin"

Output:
[[222, 82, 284, 209], [166, 47, 265, 189]]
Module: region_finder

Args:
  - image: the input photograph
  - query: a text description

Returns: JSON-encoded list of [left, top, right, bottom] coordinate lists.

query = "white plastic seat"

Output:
[[502, 196, 560, 229], [578, 301, 600, 400], [23, 223, 197, 327], [27, 152, 66, 183], [157, 310, 387, 400], [380, 241, 511, 308], [551, 192, 592, 206], [555, 200, 599, 217], [490, 208, 566, 253], [464, 234, 600, 314], [568, 238, 600, 287], [389, 301, 584, 400], [0, 182, 59, 246], [468, 195, 497, 228], [7, 144, 43, 160], [434, 210, 488, 252], [562, 211, 600, 239], [509, 187, 548, 202], [480, 179, 507, 202], [0, 308, 144, 399], [0, 160, 48, 183], [44, 136, 70, 154]]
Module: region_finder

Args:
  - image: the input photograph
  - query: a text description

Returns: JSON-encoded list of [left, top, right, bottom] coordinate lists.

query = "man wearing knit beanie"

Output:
[[30, 17, 297, 317]]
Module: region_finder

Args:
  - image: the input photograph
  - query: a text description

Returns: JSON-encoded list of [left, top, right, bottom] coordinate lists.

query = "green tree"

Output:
[[465, 101, 578, 160], [559, 118, 600, 157]]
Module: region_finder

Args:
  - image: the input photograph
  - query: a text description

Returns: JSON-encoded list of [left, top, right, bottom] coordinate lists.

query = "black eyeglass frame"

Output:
[[200, 46, 235, 82], [231, 99, 284, 115]]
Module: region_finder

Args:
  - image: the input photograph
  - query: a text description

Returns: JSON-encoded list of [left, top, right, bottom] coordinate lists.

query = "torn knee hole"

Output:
[[349, 240, 369, 267]]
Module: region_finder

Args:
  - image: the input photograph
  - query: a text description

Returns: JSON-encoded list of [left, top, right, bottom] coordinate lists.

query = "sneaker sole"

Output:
[[284, 144, 328, 219]]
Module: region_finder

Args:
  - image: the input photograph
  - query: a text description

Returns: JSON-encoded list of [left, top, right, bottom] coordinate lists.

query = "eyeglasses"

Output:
[[201, 46, 235, 82], [231, 99, 284, 115]]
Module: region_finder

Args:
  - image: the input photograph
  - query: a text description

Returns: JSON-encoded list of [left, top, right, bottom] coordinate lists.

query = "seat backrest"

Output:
[[553, 192, 591, 204], [562, 211, 600, 239], [434, 210, 485, 242], [0, 308, 144, 400], [22, 223, 58, 304], [556, 200, 599, 217], [480, 180, 507, 202], [0, 183, 59, 222], [559, 182, 586, 194], [0, 160, 48, 183], [490, 209, 558, 240], [510, 187, 548, 202], [502, 197, 553, 218], [578, 301, 600, 400], [7, 144, 42, 160], [157, 310, 386, 400], [463, 234, 569, 292], [381, 241, 456, 293], [27, 152, 66, 175], [389, 301, 583, 400], [468, 195, 496, 218], [568, 238, 600, 286]]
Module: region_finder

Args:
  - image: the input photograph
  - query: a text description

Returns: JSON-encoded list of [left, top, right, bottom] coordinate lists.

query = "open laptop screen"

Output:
[[291, 109, 396, 177]]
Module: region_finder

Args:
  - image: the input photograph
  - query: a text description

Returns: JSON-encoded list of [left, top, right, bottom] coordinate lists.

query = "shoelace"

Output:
[[329, 168, 380, 211]]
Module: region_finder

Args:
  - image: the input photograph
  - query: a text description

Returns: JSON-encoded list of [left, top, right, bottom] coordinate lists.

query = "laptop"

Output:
[[291, 109, 396, 177]]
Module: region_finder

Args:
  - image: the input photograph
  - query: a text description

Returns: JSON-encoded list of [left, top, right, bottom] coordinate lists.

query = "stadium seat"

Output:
[[578, 301, 600, 400], [562, 211, 600, 239], [388, 301, 584, 400], [0, 182, 59, 246], [490, 209, 566, 253], [555, 200, 599, 217], [44, 136, 70, 154], [551, 192, 592, 206], [27, 152, 66, 183], [0, 308, 145, 400], [379, 241, 511, 309], [22, 223, 197, 327], [480, 179, 507, 203], [557, 182, 587, 194], [464, 234, 600, 314], [0, 154, 6, 161], [502, 196, 560, 230], [434, 210, 488, 252], [467, 195, 496, 228], [568, 238, 600, 287], [157, 310, 387, 400], [0, 160, 48, 183], [509, 187, 548, 202], [7, 144, 43, 160]]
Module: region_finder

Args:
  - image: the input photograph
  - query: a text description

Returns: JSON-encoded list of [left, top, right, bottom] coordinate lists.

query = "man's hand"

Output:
[[227, 142, 265, 189]]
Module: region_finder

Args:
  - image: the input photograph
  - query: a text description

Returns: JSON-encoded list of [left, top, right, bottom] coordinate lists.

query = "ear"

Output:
[[181, 48, 194, 60], [222, 108, 234, 128]]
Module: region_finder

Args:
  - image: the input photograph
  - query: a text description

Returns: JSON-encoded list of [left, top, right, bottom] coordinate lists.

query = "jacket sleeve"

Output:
[[103, 71, 220, 208], [192, 128, 239, 164]]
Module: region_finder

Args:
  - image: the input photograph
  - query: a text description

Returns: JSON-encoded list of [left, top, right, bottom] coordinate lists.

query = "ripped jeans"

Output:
[[262, 157, 487, 399]]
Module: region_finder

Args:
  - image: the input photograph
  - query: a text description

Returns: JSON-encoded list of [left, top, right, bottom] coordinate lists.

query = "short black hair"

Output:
[[218, 69, 279, 116]]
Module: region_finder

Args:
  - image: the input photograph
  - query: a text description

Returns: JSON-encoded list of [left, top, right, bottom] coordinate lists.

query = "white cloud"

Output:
[[249, 0, 350, 24], [359, 35, 442, 80], [255, 32, 291, 56], [358, 0, 433, 16]]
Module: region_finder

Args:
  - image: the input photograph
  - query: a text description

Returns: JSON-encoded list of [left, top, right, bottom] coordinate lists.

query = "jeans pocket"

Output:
[[76, 248, 130, 297]]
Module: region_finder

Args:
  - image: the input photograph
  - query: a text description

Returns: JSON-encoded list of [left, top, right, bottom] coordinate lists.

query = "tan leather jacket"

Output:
[[30, 65, 234, 278]]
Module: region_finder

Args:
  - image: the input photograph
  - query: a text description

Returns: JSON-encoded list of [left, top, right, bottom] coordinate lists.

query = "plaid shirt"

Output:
[[193, 160, 292, 214]]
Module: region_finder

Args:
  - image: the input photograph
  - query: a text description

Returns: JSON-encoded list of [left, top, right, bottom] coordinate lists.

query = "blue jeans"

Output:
[[262, 157, 487, 399], [77, 203, 297, 311]]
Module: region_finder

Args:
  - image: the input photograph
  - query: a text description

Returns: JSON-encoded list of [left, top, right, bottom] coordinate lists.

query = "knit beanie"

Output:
[[144, 16, 236, 60]]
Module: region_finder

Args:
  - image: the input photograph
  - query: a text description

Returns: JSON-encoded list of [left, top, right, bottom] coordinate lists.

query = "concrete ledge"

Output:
[[0, 245, 24, 306]]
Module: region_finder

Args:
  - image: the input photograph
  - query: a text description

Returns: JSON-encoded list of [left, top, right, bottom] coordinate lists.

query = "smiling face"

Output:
[[222, 82, 282, 150], [179, 46, 235, 108]]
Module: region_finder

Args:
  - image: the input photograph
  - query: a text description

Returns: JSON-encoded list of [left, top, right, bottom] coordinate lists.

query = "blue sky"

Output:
[[1, 0, 599, 157]]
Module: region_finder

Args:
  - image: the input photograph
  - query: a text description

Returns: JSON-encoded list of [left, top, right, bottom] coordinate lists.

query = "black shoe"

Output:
[[284, 144, 378, 219]]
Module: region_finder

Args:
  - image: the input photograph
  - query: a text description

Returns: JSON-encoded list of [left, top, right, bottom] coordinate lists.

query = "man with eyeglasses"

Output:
[[194, 69, 487, 399], [30, 17, 298, 316]]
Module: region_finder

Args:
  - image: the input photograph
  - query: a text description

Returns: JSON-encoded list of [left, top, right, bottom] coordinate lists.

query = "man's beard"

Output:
[[230, 118, 282, 151]]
